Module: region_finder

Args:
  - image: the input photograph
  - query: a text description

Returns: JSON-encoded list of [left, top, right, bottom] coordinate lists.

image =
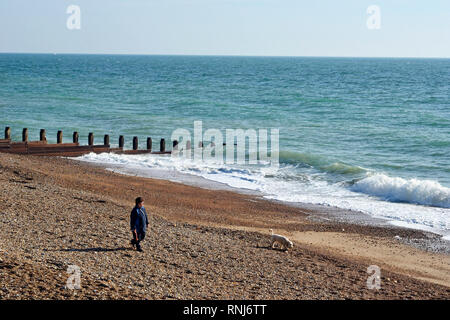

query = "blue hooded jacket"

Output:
[[130, 206, 149, 234]]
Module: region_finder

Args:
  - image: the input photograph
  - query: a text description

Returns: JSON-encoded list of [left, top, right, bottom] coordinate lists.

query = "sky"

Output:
[[0, 0, 449, 58]]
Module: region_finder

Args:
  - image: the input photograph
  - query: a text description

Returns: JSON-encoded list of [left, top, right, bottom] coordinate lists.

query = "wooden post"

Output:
[[73, 132, 79, 143], [40, 129, 46, 142], [57, 131, 63, 144], [88, 133, 94, 146], [147, 137, 152, 151], [5, 127, 11, 140], [22, 128, 28, 142], [119, 135, 124, 148], [104, 134, 110, 146], [160, 138, 165, 152], [186, 140, 191, 150], [173, 140, 178, 150], [133, 136, 138, 150]]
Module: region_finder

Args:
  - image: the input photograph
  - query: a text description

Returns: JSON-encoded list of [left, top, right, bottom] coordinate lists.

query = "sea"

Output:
[[1, 53, 449, 239]]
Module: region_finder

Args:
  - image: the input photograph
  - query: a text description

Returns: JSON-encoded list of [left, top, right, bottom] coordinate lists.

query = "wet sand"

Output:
[[0, 153, 449, 299]]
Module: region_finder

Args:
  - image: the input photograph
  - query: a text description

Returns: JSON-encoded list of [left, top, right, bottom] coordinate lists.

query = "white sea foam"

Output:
[[75, 152, 450, 237], [351, 174, 450, 208]]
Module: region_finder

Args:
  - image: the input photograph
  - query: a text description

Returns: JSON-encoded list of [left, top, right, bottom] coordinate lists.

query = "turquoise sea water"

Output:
[[1, 54, 449, 236]]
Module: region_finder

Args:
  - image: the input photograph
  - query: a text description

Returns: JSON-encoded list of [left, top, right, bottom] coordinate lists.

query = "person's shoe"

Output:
[[137, 247, 143, 252], [130, 239, 136, 249]]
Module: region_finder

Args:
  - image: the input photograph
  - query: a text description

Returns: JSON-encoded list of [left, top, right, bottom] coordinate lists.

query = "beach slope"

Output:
[[0, 153, 449, 299]]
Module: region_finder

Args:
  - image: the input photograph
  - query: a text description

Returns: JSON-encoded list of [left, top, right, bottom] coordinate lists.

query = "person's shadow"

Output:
[[57, 247, 130, 252]]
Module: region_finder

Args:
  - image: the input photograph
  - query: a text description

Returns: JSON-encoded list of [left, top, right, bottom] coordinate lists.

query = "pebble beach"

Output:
[[0, 153, 449, 299]]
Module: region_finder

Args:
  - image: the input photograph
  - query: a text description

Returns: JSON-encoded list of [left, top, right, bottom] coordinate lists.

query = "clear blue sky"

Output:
[[0, 0, 449, 57]]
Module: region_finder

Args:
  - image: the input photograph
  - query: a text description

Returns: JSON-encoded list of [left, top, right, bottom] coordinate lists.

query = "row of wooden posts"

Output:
[[0, 127, 193, 157], [3, 127, 178, 152]]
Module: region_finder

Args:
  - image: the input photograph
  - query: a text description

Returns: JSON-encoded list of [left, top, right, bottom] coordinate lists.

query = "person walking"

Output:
[[130, 197, 149, 252]]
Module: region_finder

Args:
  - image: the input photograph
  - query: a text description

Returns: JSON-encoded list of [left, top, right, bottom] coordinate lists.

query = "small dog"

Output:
[[269, 229, 293, 251]]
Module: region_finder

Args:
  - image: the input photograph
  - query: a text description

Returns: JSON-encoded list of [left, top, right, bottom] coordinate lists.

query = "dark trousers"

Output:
[[131, 231, 146, 250]]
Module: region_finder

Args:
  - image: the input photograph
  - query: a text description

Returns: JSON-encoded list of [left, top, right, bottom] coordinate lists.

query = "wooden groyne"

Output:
[[0, 127, 174, 157]]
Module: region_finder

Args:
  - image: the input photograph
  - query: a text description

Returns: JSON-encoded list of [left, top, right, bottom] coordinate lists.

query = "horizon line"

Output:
[[1, 51, 449, 59]]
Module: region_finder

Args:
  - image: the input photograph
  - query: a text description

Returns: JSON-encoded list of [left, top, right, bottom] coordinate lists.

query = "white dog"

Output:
[[269, 229, 293, 251]]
